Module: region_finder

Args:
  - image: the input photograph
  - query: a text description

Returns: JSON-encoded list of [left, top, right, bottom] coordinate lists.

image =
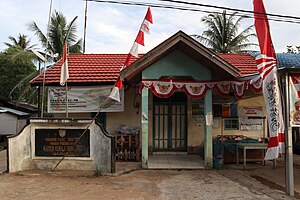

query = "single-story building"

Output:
[[8, 30, 300, 172], [0, 98, 37, 137]]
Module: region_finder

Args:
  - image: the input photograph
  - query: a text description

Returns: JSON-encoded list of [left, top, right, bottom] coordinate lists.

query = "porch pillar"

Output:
[[204, 90, 213, 168], [141, 88, 149, 168]]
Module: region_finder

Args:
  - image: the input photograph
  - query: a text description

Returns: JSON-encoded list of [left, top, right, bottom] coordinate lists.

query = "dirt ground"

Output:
[[0, 152, 299, 200], [0, 169, 292, 200], [230, 155, 300, 199]]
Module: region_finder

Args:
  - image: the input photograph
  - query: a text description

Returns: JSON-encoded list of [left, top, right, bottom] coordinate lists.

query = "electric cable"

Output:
[[84, 0, 300, 24]]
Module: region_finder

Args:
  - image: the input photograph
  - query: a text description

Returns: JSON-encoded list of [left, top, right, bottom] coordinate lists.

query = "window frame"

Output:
[[223, 118, 239, 130]]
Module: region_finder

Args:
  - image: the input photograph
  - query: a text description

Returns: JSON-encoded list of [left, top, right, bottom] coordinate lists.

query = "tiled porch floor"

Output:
[[148, 153, 205, 169]]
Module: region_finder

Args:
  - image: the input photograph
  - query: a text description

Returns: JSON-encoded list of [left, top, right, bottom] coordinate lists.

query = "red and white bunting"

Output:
[[141, 79, 258, 99], [184, 83, 208, 98], [233, 81, 248, 99], [254, 0, 285, 160]]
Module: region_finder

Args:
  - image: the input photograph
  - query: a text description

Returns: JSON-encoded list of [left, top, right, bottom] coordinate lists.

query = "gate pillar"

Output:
[[141, 88, 149, 168], [204, 90, 213, 168]]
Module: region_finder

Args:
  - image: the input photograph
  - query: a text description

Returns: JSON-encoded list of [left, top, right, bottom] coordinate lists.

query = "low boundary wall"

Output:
[[8, 118, 115, 173]]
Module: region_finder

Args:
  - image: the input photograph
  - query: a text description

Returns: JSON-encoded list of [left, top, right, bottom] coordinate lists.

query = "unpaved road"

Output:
[[0, 169, 294, 200]]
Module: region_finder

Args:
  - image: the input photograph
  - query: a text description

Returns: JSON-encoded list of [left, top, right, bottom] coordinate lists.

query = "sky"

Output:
[[0, 0, 300, 54]]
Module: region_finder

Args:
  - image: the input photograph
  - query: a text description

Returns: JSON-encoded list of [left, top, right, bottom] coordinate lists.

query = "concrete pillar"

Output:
[[204, 90, 213, 168], [141, 88, 149, 168], [284, 73, 294, 196]]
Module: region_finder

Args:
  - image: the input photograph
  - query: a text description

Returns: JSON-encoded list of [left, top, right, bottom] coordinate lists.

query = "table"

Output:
[[236, 143, 267, 169]]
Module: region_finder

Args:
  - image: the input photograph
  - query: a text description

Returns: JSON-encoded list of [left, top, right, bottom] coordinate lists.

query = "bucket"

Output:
[[213, 157, 223, 170]]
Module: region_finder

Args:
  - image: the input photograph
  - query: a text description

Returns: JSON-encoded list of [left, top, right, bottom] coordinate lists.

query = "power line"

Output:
[[84, 0, 300, 24], [159, 0, 300, 21]]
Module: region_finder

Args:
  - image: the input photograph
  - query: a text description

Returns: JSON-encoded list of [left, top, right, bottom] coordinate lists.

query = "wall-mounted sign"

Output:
[[239, 106, 264, 117], [48, 86, 124, 113], [239, 117, 263, 131], [35, 129, 90, 157]]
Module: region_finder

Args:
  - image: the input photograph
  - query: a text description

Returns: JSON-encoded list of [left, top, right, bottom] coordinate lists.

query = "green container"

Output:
[[213, 158, 223, 169]]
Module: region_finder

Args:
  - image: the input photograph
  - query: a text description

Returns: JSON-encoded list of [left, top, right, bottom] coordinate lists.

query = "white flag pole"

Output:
[[41, 0, 53, 118], [65, 81, 68, 118], [41, 63, 46, 118]]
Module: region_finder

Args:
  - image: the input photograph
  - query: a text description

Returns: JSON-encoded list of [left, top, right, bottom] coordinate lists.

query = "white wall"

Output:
[[8, 119, 113, 173], [106, 87, 141, 134]]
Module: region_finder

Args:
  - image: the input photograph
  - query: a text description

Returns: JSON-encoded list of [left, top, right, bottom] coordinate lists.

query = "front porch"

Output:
[[148, 153, 205, 169], [119, 31, 262, 169]]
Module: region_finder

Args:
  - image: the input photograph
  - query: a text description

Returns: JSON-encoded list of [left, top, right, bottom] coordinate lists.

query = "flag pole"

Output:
[[53, 94, 111, 170], [41, 0, 53, 118], [253, 0, 294, 196], [65, 81, 69, 118], [284, 73, 294, 196], [53, 7, 153, 171], [83, 0, 88, 53]]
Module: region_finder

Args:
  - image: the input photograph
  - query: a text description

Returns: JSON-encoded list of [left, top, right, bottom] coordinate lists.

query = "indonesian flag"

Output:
[[60, 42, 69, 86], [254, 0, 285, 160], [109, 7, 153, 102]]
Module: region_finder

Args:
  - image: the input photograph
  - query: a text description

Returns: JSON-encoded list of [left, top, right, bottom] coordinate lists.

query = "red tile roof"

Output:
[[218, 54, 258, 76], [31, 53, 258, 86], [30, 54, 140, 86]]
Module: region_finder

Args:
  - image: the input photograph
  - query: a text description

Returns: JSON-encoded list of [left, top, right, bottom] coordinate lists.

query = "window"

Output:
[[224, 118, 239, 130], [213, 104, 222, 117]]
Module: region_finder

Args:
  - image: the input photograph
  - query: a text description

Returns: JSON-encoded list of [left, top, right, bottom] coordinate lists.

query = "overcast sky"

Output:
[[0, 0, 299, 54]]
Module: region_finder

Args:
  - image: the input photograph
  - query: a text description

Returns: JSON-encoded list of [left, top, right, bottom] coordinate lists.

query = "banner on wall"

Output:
[[289, 74, 300, 126], [48, 86, 124, 113], [239, 106, 264, 117]]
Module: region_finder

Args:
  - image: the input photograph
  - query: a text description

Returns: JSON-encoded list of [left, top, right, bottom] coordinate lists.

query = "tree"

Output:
[[28, 10, 82, 61], [4, 34, 36, 50], [1, 34, 40, 103], [286, 45, 300, 54], [192, 10, 257, 53], [3, 34, 38, 64], [0, 47, 36, 103]]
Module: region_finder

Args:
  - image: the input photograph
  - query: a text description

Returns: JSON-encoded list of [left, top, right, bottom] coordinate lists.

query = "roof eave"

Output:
[[120, 31, 240, 81]]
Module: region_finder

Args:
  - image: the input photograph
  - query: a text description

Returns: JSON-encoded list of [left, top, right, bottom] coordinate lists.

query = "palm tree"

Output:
[[4, 34, 38, 64], [3, 35, 41, 104], [4, 34, 36, 50], [192, 10, 257, 53], [28, 10, 82, 61], [0, 47, 37, 103]]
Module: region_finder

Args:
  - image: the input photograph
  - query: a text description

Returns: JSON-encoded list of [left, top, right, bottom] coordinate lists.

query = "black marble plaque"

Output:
[[35, 129, 90, 157]]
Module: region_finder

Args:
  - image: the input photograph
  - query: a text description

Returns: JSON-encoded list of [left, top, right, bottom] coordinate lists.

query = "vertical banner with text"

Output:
[[254, 0, 285, 160]]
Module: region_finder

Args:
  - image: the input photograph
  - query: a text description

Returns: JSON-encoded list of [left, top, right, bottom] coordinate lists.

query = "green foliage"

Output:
[[193, 10, 258, 53], [4, 34, 36, 50], [286, 45, 300, 54], [94, 166, 103, 177], [0, 47, 37, 103], [28, 10, 82, 61], [5, 45, 36, 64]]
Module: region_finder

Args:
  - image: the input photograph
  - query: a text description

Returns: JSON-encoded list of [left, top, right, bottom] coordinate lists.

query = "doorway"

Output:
[[153, 92, 187, 152]]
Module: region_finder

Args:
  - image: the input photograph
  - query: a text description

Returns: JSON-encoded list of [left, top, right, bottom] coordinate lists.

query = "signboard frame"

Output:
[[35, 129, 90, 157], [47, 86, 124, 113]]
